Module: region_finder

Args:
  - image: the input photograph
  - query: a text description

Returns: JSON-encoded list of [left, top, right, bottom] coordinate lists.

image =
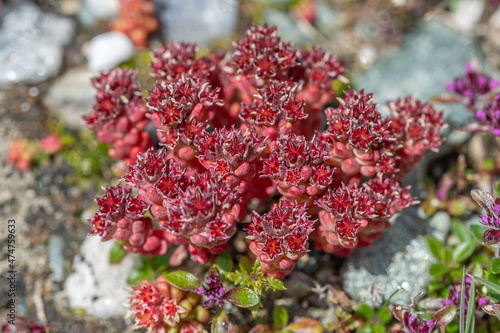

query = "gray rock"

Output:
[[49, 235, 65, 283], [43, 66, 98, 129], [87, 32, 135, 71], [64, 236, 140, 318], [155, 0, 238, 45], [352, 19, 498, 130], [0, 1, 75, 86], [341, 208, 451, 308]]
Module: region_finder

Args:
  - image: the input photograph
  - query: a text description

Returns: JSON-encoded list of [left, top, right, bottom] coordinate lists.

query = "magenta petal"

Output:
[[482, 228, 500, 245]]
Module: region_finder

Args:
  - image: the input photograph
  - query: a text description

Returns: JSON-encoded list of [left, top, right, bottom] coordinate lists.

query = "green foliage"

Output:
[[460, 268, 466, 333], [216, 253, 233, 282], [224, 287, 260, 308], [227, 257, 286, 317], [470, 225, 488, 243], [109, 242, 127, 264], [273, 306, 289, 329], [164, 271, 201, 291], [281, 318, 323, 333], [355, 303, 374, 321], [471, 274, 500, 302], [465, 279, 476, 333], [127, 253, 172, 286], [56, 127, 114, 186], [127, 265, 155, 287], [227, 257, 286, 293], [212, 309, 229, 333], [490, 258, 500, 274]]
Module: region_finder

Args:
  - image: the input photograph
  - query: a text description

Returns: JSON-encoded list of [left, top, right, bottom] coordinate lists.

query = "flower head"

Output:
[[446, 60, 499, 108], [197, 266, 226, 308], [247, 198, 315, 278]]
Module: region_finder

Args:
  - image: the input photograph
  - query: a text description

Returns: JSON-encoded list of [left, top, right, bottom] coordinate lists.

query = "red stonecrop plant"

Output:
[[247, 198, 315, 278], [84, 25, 446, 331], [128, 275, 210, 333], [84, 68, 153, 166]]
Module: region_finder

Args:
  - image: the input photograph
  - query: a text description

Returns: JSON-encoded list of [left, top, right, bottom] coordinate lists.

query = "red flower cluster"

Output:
[[87, 25, 445, 280], [195, 126, 266, 196], [247, 199, 315, 278], [147, 75, 223, 169], [89, 184, 169, 256], [111, 0, 159, 48], [150, 42, 219, 84], [261, 134, 333, 202], [313, 90, 441, 255], [160, 173, 242, 264], [128, 275, 210, 333], [386, 96, 446, 176], [84, 68, 153, 165]]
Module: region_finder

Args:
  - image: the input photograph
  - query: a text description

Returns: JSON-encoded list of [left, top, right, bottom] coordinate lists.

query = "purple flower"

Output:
[[197, 266, 227, 308], [445, 276, 491, 319], [446, 61, 499, 108]]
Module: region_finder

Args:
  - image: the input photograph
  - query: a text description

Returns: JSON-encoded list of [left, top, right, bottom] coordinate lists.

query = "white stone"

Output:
[[64, 236, 140, 318], [87, 32, 135, 72], [454, 0, 484, 32]]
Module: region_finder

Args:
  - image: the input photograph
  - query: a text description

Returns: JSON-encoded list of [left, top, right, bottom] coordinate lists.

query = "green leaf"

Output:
[[442, 247, 453, 264], [451, 220, 472, 242], [216, 253, 233, 281], [472, 262, 484, 278], [432, 305, 457, 329], [465, 279, 475, 333], [109, 242, 127, 264], [470, 274, 500, 297], [127, 267, 155, 286], [382, 289, 401, 310], [426, 235, 445, 261], [460, 267, 466, 333], [239, 256, 252, 273], [491, 258, 500, 274], [372, 323, 386, 333], [280, 318, 322, 333], [212, 308, 229, 333], [495, 181, 500, 198], [452, 241, 477, 263], [224, 287, 260, 308], [273, 306, 289, 329], [163, 271, 201, 291], [429, 263, 450, 277], [470, 225, 488, 243], [267, 276, 287, 291], [377, 307, 392, 324], [356, 303, 374, 320]]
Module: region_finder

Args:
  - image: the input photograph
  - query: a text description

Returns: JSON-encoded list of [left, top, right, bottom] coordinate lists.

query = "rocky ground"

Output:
[[1, 0, 500, 332]]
